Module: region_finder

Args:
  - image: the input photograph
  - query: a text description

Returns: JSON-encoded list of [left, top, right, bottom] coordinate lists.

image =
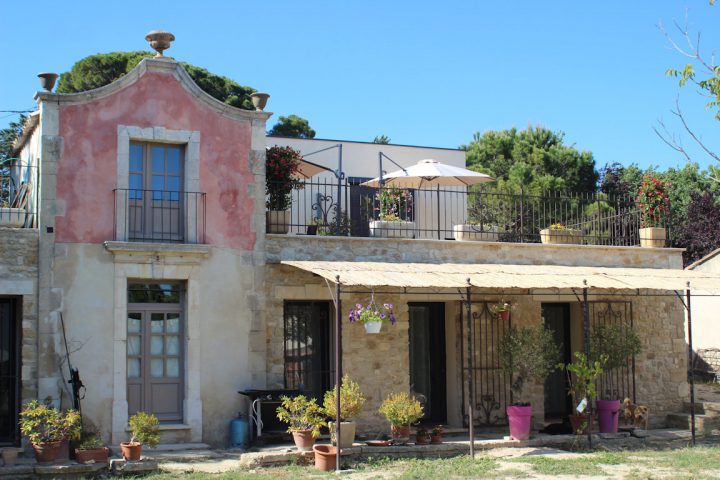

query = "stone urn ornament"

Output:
[[250, 92, 270, 111], [145, 30, 175, 57], [37, 73, 59, 92]]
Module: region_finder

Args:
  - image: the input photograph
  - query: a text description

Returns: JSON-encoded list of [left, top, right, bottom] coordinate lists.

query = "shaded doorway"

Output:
[[409, 303, 446, 423], [0, 298, 19, 445], [543, 303, 572, 419]]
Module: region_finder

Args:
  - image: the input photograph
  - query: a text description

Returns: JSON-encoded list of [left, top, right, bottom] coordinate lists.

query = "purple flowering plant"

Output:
[[348, 299, 396, 325]]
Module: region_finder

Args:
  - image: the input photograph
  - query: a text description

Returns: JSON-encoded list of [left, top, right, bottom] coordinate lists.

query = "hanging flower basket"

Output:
[[348, 294, 396, 334], [490, 301, 512, 321]]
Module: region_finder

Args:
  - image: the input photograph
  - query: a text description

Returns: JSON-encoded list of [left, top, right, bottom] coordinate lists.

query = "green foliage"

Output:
[[372, 135, 391, 144], [267, 115, 316, 139], [323, 374, 366, 421], [128, 411, 160, 447], [78, 433, 105, 450], [635, 174, 670, 228], [560, 351, 607, 405], [266, 146, 302, 210], [55, 51, 257, 110], [377, 187, 413, 220], [276, 395, 326, 438], [0, 114, 26, 164], [378, 392, 424, 427], [462, 126, 598, 195], [590, 324, 642, 371], [498, 323, 561, 402], [19, 401, 80, 445]]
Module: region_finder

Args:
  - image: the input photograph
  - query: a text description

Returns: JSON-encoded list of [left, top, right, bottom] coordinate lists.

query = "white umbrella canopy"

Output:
[[294, 158, 334, 179], [360, 159, 495, 188]]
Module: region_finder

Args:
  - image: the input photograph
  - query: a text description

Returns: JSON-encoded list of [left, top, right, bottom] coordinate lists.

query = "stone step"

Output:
[[147, 442, 211, 452], [666, 413, 720, 434], [682, 401, 720, 416], [143, 443, 220, 463]]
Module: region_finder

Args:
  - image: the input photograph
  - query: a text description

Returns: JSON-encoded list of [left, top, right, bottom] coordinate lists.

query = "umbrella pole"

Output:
[[437, 186, 441, 240]]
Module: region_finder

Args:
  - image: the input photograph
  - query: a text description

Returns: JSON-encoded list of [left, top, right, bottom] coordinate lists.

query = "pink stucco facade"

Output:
[[55, 69, 257, 251]]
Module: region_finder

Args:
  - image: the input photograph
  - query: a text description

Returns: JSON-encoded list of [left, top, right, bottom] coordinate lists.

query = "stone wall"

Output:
[[0, 228, 39, 403]]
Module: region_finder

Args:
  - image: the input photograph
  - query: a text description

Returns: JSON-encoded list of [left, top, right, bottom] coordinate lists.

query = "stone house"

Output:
[[2, 47, 720, 449], [686, 249, 720, 357]]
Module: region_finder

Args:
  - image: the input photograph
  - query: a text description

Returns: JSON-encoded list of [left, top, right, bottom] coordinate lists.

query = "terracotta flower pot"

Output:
[[292, 429, 315, 451], [75, 447, 110, 464], [569, 414, 591, 434], [313, 444, 337, 471], [120, 441, 142, 461], [391, 425, 411, 444], [639, 227, 666, 248], [415, 433, 430, 445], [497, 310, 510, 321], [32, 441, 62, 465]]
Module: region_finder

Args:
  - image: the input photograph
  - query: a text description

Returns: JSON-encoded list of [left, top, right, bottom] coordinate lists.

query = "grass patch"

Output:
[[639, 446, 720, 474], [509, 451, 624, 476], [396, 456, 499, 479]]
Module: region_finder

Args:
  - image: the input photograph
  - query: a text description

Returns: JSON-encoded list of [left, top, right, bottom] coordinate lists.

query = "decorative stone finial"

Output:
[[38, 73, 59, 92], [145, 30, 175, 57], [250, 92, 270, 111]]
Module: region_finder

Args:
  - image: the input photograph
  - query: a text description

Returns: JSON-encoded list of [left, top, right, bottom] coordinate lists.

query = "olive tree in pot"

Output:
[[499, 323, 560, 440], [276, 395, 326, 451], [378, 392, 423, 445], [121, 412, 160, 461], [559, 352, 607, 434], [590, 324, 642, 433], [323, 375, 366, 448]]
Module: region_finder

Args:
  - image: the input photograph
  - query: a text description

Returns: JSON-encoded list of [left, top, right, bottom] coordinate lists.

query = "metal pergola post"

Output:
[[466, 279, 475, 458], [334, 275, 342, 471], [582, 282, 592, 449]]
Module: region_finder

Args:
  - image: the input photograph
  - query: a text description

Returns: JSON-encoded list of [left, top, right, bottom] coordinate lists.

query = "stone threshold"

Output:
[[0, 459, 158, 479]]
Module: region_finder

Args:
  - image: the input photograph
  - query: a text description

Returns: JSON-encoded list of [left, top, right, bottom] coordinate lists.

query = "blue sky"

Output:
[[1, 0, 719, 172]]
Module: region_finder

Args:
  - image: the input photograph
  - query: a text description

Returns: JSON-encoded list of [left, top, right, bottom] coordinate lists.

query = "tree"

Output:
[[267, 115, 316, 139], [56, 51, 257, 110], [679, 190, 720, 265], [0, 115, 26, 164], [656, 3, 720, 183], [462, 125, 598, 194], [372, 135, 390, 144]]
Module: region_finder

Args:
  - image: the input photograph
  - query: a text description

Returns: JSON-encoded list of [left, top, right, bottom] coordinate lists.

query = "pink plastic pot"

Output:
[[596, 399, 621, 433], [506, 405, 533, 440]]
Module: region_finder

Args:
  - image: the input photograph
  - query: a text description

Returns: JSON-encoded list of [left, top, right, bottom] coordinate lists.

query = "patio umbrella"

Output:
[[294, 158, 333, 179], [360, 158, 495, 188]]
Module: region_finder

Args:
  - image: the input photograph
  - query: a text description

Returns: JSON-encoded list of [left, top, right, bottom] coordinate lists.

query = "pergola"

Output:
[[281, 260, 720, 471]]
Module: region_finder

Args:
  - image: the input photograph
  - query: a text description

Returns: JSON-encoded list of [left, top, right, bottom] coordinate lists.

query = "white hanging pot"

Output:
[[364, 321, 383, 334]]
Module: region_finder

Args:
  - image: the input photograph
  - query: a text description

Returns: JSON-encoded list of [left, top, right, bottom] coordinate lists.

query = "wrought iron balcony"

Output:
[[266, 179, 669, 247], [113, 189, 206, 244]]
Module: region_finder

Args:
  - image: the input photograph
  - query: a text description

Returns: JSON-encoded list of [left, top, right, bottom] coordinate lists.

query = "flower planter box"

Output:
[[369, 220, 416, 238], [540, 228, 582, 245], [266, 210, 290, 234], [453, 224, 501, 242], [639, 227, 666, 248], [0, 207, 25, 227]]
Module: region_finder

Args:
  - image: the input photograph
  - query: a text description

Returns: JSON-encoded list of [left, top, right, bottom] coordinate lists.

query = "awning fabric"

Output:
[[280, 260, 720, 291]]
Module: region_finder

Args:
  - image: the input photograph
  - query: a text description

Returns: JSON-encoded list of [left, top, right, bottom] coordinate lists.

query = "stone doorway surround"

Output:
[[104, 241, 209, 444]]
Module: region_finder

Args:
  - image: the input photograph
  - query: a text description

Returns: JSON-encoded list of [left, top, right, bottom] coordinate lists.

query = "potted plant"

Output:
[[430, 425, 444, 444], [559, 352, 607, 434], [415, 426, 430, 445], [490, 301, 513, 321], [19, 401, 76, 465], [498, 323, 560, 440], [369, 187, 416, 238], [1, 447, 20, 466], [636, 174, 670, 247], [590, 324, 642, 433], [540, 223, 582, 245], [266, 145, 302, 234], [276, 395, 326, 451], [452, 223, 501, 242], [323, 374, 366, 448], [348, 295, 397, 334], [57, 408, 82, 463], [75, 433, 110, 464], [378, 392, 424, 444], [120, 411, 160, 461], [0, 199, 25, 228]]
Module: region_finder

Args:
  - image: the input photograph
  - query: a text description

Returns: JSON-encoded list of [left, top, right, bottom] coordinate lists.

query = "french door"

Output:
[[127, 283, 184, 422], [0, 298, 19, 444]]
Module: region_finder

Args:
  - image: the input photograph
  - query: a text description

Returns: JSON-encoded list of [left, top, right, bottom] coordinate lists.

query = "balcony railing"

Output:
[[0, 161, 37, 228], [113, 189, 206, 244], [267, 179, 669, 247]]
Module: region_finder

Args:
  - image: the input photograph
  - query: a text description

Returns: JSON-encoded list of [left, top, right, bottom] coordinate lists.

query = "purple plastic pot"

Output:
[[596, 399, 621, 433], [507, 405, 533, 440]]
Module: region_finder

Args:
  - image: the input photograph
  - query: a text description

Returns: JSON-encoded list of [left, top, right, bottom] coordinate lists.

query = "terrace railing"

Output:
[[268, 179, 668, 247], [0, 161, 37, 228]]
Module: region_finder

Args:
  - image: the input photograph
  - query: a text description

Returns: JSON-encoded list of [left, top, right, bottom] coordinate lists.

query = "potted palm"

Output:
[[590, 324, 642, 433], [499, 323, 560, 440], [266, 146, 302, 234], [19, 401, 80, 465], [276, 395, 326, 451], [378, 392, 424, 444], [636, 175, 669, 247], [323, 375, 366, 448], [560, 352, 607, 434], [348, 295, 397, 333], [120, 412, 160, 461]]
